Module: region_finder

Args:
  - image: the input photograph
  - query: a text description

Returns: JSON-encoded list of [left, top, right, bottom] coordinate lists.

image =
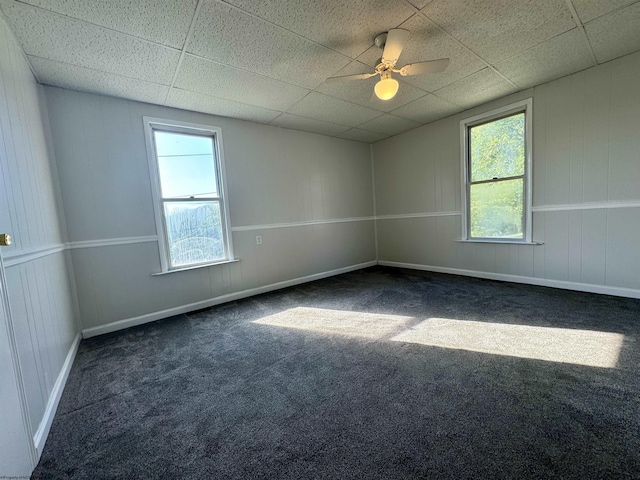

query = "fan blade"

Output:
[[399, 58, 450, 76], [381, 29, 410, 66], [325, 72, 376, 83]]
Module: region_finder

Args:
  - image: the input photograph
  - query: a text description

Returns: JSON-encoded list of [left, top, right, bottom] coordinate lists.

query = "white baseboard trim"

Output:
[[82, 261, 378, 338], [33, 332, 81, 456], [378, 261, 640, 299]]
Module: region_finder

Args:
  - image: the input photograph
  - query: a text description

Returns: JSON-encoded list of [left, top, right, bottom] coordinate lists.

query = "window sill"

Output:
[[456, 239, 543, 245], [151, 258, 240, 276]]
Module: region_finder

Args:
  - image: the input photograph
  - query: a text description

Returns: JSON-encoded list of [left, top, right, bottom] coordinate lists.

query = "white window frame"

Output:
[[143, 117, 234, 273], [460, 98, 533, 244]]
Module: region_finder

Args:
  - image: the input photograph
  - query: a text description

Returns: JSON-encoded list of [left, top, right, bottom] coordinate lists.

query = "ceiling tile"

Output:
[[356, 14, 486, 92], [15, 0, 197, 49], [571, 0, 638, 23], [222, 0, 415, 59], [175, 55, 310, 111], [338, 128, 390, 143], [408, 0, 434, 8], [496, 28, 595, 89], [358, 114, 421, 136], [434, 68, 518, 108], [391, 94, 461, 123], [316, 60, 428, 112], [585, 2, 640, 63], [28, 56, 169, 105], [166, 88, 281, 123], [270, 113, 350, 137], [1, 1, 180, 85], [422, 0, 575, 64], [187, 0, 351, 89], [286, 92, 382, 127]]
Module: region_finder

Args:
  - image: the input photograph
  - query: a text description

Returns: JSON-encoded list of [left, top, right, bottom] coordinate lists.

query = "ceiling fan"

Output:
[[326, 29, 449, 101]]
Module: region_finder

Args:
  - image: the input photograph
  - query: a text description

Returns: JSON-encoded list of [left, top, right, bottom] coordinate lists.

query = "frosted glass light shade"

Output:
[[374, 77, 399, 100]]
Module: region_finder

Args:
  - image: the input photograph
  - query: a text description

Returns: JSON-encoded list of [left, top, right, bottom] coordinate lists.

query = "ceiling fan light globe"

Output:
[[374, 77, 399, 100]]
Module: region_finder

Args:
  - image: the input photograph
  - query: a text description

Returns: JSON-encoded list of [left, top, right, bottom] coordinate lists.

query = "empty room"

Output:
[[1, 0, 639, 478]]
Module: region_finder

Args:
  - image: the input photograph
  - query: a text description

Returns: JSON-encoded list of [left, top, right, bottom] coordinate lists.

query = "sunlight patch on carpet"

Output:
[[391, 318, 624, 368], [253, 307, 412, 339]]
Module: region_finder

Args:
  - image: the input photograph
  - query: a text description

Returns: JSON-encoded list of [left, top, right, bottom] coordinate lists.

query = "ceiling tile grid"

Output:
[[28, 56, 170, 105], [421, 0, 577, 64], [338, 128, 390, 143], [15, 0, 197, 49], [219, 0, 416, 59], [187, 0, 352, 90], [1, 1, 180, 85], [175, 54, 310, 111], [2, 0, 640, 142], [286, 92, 384, 127], [166, 88, 281, 123], [584, 1, 640, 63], [496, 28, 596, 89], [434, 68, 518, 108], [269, 113, 351, 137]]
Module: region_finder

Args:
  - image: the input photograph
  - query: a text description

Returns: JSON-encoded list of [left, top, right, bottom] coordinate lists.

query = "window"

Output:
[[460, 99, 532, 243], [144, 118, 233, 272]]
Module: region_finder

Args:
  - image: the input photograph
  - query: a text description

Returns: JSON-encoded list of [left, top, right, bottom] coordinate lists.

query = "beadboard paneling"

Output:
[[373, 51, 640, 294], [0, 15, 78, 453]]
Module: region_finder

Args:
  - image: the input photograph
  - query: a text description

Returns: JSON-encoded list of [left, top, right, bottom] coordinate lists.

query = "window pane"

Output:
[[470, 113, 525, 182], [164, 201, 225, 267], [470, 178, 523, 238], [154, 131, 218, 198]]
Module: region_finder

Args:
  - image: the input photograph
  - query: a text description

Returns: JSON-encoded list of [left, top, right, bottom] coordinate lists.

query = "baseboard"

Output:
[[378, 261, 640, 299], [82, 261, 378, 338], [33, 332, 81, 456]]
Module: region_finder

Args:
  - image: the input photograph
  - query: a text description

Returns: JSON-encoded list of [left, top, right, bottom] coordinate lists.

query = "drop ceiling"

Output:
[[1, 0, 639, 143]]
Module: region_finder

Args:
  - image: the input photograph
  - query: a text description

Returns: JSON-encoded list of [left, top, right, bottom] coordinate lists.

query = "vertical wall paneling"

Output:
[[373, 51, 640, 296], [0, 14, 79, 463]]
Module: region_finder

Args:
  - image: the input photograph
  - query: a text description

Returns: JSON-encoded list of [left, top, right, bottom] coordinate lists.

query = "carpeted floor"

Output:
[[32, 267, 640, 479]]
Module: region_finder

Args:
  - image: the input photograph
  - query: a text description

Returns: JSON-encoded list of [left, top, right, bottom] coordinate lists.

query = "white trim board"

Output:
[[532, 200, 640, 212], [82, 260, 377, 338], [378, 261, 640, 299], [3, 244, 67, 267], [376, 212, 461, 220], [231, 216, 375, 232], [33, 333, 81, 457], [68, 236, 158, 249]]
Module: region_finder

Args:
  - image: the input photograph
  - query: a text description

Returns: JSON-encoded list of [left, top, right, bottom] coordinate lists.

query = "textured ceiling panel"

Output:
[[188, 0, 351, 89], [316, 61, 427, 112], [391, 94, 460, 123], [435, 68, 517, 108], [408, 0, 434, 8], [166, 89, 281, 123], [29, 56, 170, 105], [175, 55, 310, 111], [1, 1, 180, 85], [16, 0, 197, 48], [338, 128, 390, 143], [358, 113, 421, 136], [270, 113, 350, 137], [423, 0, 575, 64], [356, 14, 486, 92], [571, 0, 638, 23], [286, 92, 383, 127], [222, 0, 415, 59], [585, 2, 640, 63], [496, 29, 595, 89]]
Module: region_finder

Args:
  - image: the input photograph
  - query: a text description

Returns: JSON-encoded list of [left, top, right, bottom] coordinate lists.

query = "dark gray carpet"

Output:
[[32, 267, 640, 479]]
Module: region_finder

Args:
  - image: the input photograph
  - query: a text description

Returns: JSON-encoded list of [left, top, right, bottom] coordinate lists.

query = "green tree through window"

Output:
[[468, 112, 525, 238]]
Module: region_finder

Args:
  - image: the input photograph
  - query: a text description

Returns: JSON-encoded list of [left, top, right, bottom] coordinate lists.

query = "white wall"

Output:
[[44, 87, 376, 334], [0, 14, 79, 460], [373, 51, 640, 298]]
